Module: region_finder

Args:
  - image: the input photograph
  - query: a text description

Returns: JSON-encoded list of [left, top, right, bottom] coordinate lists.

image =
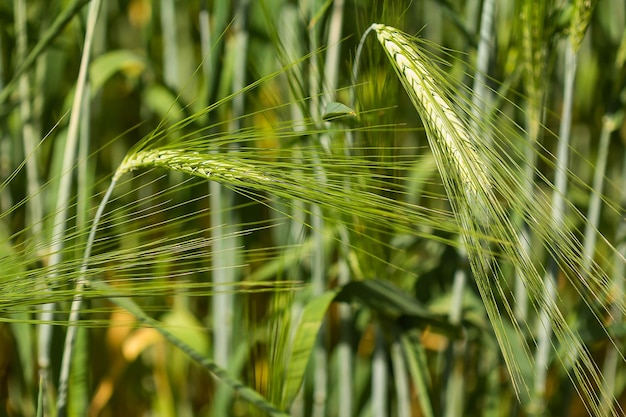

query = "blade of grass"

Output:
[[88, 279, 291, 417], [281, 289, 338, 410]]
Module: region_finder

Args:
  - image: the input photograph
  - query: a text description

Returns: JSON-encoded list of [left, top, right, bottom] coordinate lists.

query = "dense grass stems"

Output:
[[2, 2, 626, 417]]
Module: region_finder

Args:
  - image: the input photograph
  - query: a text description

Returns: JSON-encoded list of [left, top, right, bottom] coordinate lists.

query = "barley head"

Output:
[[370, 23, 616, 415], [116, 149, 276, 187], [370, 24, 491, 221]]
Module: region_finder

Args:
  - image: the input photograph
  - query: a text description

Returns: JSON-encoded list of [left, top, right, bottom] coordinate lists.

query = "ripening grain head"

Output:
[[368, 23, 619, 416], [370, 24, 490, 213], [116, 149, 276, 186]]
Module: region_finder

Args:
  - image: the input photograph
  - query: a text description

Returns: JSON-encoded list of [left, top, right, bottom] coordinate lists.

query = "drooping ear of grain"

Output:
[[370, 22, 530, 395], [370, 24, 489, 216], [370, 23, 615, 416], [116, 149, 276, 186]]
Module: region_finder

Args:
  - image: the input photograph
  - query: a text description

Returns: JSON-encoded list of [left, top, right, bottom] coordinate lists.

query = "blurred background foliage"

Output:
[[0, 0, 625, 416]]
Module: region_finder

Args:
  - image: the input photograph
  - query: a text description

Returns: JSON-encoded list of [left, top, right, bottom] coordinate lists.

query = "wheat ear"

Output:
[[370, 23, 614, 416], [369, 24, 490, 213], [368, 21, 529, 386], [116, 149, 276, 186]]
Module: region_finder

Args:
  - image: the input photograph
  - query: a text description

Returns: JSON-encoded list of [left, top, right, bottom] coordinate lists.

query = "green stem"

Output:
[[582, 113, 620, 269], [372, 325, 388, 417], [15, 0, 43, 242], [533, 38, 577, 416], [390, 329, 410, 417], [600, 119, 626, 416], [160, 0, 179, 90], [39, 0, 102, 406], [212, 2, 247, 415], [306, 3, 329, 417], [0, 0, 90, 107], [56, 174, 117, 416]]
